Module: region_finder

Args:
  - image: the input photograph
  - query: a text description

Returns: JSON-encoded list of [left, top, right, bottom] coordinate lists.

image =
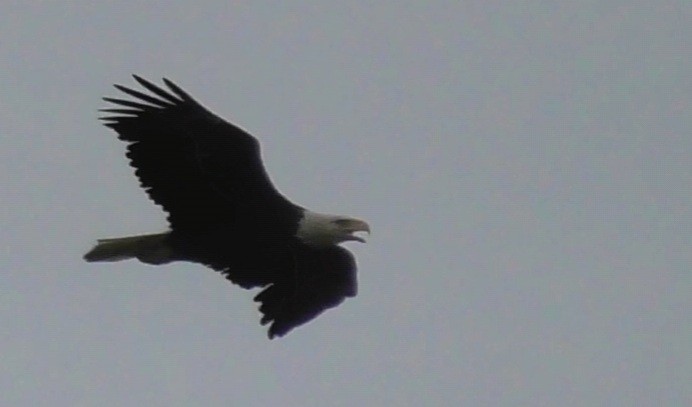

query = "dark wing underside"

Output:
[[253, 245, 358, 339], [100, 75, 301, 234]]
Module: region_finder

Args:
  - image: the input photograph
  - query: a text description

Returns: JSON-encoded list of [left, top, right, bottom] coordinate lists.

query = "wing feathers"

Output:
[[99, 108, 142, 116], [101, 97, 160, 110], [162, 77, 195, 102], [101, 75, 300, 234], [132, 75, 185, 104], [253, 246, 357, 339], [112, 83, 176, 108]]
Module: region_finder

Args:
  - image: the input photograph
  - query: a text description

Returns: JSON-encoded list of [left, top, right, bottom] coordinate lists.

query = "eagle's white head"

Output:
[[297, 211, 371, 247]]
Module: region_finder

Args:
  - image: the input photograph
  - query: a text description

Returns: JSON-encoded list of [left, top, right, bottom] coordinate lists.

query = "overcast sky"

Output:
[[1, 2, 690, 406]]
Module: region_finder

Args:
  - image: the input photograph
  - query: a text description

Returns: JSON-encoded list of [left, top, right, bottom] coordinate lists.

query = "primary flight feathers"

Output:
[[85, 76, 369, 339]]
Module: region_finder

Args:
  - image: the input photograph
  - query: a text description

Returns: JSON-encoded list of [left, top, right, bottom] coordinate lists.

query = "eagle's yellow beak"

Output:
[[347, 219, 370, 243]]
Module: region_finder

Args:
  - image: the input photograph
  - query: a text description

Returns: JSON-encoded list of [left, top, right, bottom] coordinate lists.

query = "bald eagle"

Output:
[[84, 76, 370, 339]]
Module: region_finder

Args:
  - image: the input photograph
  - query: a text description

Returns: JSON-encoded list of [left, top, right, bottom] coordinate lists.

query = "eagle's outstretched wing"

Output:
[[254, 245, 358, 339], [100, 76, 301, 233]]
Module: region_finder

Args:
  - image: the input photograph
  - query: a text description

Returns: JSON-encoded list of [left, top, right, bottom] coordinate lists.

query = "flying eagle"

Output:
[[84, 76, 370, 339]]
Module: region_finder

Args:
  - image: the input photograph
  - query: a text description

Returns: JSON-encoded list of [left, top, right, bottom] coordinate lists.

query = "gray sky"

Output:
[[1, 2, 690, 406]]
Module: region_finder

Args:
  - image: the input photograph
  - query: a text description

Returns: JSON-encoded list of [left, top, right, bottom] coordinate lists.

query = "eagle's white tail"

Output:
[[83, 233, 173, 264]]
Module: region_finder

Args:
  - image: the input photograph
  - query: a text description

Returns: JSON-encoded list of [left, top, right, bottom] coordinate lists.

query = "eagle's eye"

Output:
[[333, 219, 352, 226]]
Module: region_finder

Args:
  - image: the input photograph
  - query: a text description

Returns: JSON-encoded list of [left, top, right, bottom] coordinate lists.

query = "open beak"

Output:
[[348, 219, 371, 243]]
